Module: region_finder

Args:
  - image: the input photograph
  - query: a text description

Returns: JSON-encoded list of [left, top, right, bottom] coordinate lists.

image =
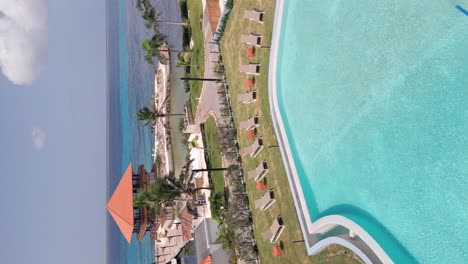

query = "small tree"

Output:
[[137, 97, 183, 127], [217, 224, 234, 250]]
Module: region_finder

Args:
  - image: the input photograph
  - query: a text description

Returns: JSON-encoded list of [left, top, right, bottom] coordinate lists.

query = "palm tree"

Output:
[[143, 37, 192, 65], [142, 34, 169, 64], [188, 135, 207, 150], [163, 159, 212, 197], [180, 77, 224, 82], [137, 0, 188, 28], [134, 160, 212, 217], [153, 12, 188, 27], [176, 52, 197, 68], [137, 97, 183, 127], [191, 167, 228, 173], [182, 242, 194, 256]]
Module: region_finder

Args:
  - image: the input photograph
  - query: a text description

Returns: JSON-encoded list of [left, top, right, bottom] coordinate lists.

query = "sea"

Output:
[[106, 0, 186, 263]]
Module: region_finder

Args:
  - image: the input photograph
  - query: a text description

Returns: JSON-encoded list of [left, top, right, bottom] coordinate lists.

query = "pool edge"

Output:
[[267, 1, 393, 263]]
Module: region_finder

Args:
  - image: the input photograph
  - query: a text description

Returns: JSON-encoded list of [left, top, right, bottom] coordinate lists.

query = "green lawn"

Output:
[[220, 1, 363, 263], [187, 0, 205, 116], [203, 116, 226, 220]]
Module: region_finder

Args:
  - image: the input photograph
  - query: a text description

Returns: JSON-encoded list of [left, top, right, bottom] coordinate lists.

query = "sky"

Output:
[[0, 0, 107, 263]]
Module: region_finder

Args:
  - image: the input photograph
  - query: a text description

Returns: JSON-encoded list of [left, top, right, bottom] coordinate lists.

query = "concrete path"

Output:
[[194, 5, 222, 125], [194, 4, 258, 263]]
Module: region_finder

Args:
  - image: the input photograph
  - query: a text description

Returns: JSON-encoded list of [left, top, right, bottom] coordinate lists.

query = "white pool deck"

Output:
[[268, 1, 394, 263]]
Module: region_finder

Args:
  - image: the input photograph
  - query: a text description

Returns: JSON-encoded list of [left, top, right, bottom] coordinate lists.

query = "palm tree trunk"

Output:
[[157, 20, 188, 26], [192, 167, 227, 172], [181, 77, 223, 82], [158, 48, 192, 54]]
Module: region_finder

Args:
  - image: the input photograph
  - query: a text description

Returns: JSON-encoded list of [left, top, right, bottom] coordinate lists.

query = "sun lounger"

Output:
[[261, 216, 285, 243], [241, 138, 264, 157], [240, 63, 261, 75], [237, 91, 257, 104], [255, 189, 276, 211], [248, 160, 268, 181], [244, 9, 265, 23], [240, 116, 259, 130], [240, 33, 262, 46]]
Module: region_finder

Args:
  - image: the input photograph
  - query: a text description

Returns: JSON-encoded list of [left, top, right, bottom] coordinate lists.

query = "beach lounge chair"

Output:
[[248, 160, 268, 181], [261, 216, 285, 243], [238, 91, 257, 104], [240, 63, 261, 75], [240, 116, 259, 131], [255, 189, 276, 211], [244, 9, 265, 23], [240, 33, 262, 46], [241, 138, 264, 157]]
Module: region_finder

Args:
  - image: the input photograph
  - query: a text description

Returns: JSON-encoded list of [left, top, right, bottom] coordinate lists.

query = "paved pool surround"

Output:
[[268, 0, 392, 263]]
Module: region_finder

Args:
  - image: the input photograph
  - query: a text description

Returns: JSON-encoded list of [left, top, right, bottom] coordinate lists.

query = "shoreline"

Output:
[[153, 49, 173, 176], [267, 0, 391, 263]]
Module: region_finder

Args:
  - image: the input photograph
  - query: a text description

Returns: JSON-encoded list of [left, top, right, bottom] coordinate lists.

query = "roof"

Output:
[[180, 207, 194, 241], [194, 219, 230, 264], [207, 0, 221, 33], [199, 256, 212, 264], [107, 163, 134, 243]]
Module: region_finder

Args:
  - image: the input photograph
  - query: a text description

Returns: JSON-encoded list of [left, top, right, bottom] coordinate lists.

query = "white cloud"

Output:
[[32, 127, 47, 150], [0, 0, 48, 85]]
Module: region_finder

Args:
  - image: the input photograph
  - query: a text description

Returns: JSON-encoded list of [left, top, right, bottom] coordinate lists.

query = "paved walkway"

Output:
[[194, 5, 222, 125], [194, 4, 256, 264]]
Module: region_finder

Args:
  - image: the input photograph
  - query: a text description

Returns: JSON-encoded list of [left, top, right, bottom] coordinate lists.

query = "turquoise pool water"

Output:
[[277, 1, 468, 263]]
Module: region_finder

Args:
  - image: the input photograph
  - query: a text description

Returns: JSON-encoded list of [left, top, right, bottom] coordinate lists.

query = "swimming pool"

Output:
[[272, 0, 468, 263]]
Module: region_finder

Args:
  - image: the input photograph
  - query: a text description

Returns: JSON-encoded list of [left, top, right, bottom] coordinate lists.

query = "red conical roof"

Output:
[[200, 255, 212, 264], [107, 163, 134, 243]]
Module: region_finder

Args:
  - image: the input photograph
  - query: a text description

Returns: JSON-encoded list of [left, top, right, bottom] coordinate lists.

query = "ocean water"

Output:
[[107, 0, 159, 262], [107, 0, 186, 262], [277, 0, 468, 263]]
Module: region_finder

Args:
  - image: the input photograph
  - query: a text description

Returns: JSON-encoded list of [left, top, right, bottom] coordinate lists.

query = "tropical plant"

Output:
[[209, 192, 225, 222], [137, 0, 187, 29], [177, 52, 196, 68], [164, 160, 212, 197], [137, 97, 183, 127], [217, 224, 234, 250], [134, 160, 212, 218], [133, 177, 181, 217], [142, 34, 169, 64], [188, 135, 207, 150], [182, 242, 194, 256]]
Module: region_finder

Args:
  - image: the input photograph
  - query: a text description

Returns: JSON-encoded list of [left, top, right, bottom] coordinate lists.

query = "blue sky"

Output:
[[0, 0, 107, 263]]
